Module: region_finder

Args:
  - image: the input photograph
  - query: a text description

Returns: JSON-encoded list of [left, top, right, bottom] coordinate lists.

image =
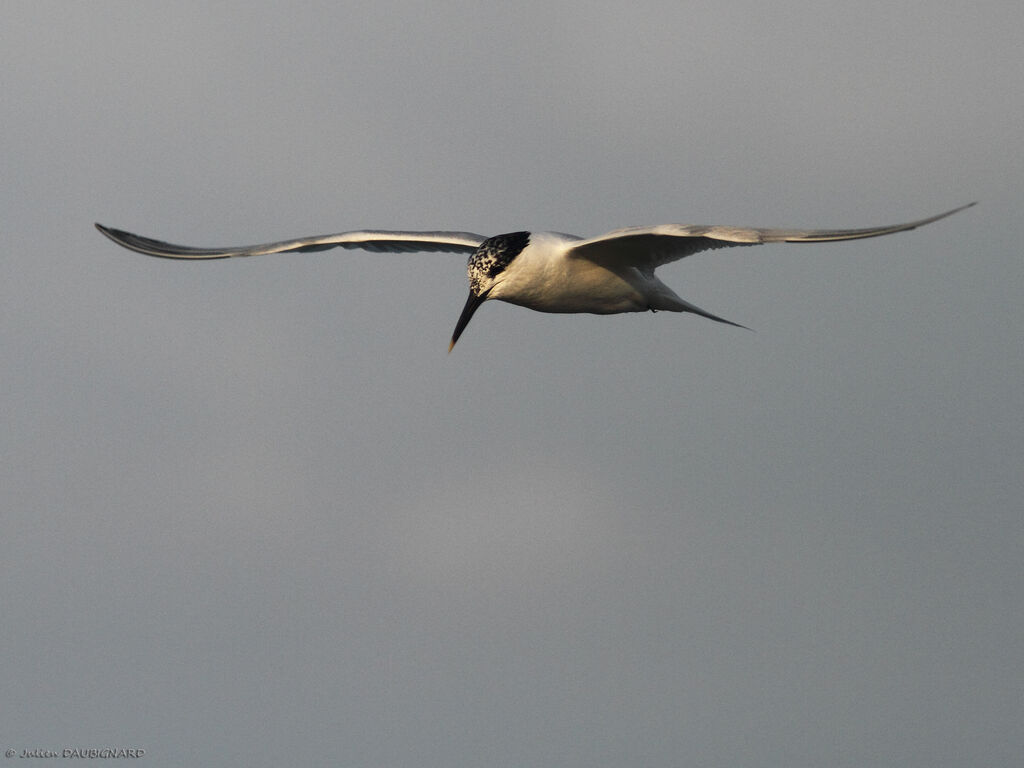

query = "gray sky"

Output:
[[2, 2, 1021, 766]]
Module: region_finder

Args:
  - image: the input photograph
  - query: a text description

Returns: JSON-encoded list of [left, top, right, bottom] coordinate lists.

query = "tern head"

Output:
[[449, 231, 530, 351]]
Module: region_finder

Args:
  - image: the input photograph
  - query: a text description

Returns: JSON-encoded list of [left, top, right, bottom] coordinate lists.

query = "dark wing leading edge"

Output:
[[94, 224, 486, 259], [565, 203, 976, 273]]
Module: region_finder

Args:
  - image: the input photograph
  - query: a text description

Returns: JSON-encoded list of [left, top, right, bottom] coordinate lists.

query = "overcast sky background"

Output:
[[2, 2, 1021, 766]]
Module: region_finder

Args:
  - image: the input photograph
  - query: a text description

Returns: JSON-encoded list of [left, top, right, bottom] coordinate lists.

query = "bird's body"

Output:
[[481, 231, 712, 318], [95, 202, 975, 349], [482, 232, 648, 314]]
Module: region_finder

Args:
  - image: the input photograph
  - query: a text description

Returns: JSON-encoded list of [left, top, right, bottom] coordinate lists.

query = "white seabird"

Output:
[[95, 202, 974, 351]]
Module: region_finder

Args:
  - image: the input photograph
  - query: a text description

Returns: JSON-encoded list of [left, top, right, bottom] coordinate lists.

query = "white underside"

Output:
[[488, 236, 681, 314], [485, 233, 743, 327]]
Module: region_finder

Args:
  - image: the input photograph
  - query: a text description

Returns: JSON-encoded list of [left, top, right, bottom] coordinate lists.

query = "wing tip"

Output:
[[94, 222, 142, 250], [911, 200, 977, 229], [94, 223, 233, 259], [943, 201, 977, 216]]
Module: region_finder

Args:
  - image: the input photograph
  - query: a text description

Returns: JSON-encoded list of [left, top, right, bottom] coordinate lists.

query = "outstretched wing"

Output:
[[565, 203, 975, 272], [94, 223, 486, 259]]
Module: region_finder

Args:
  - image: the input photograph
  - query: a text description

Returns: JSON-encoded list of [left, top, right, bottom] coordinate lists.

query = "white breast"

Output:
[[490, 232, 650, 314]]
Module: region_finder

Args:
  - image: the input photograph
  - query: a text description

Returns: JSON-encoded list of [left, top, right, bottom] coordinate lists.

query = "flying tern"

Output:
[[95, 202, 974, 351]]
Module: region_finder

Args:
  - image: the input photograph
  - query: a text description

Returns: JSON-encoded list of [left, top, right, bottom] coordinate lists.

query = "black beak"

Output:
[[448, 290, 488, 352]]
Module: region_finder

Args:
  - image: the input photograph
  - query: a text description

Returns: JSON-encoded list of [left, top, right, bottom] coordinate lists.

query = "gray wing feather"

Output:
[[95, 224, 485, 259], [566, 203, 976, 272]]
